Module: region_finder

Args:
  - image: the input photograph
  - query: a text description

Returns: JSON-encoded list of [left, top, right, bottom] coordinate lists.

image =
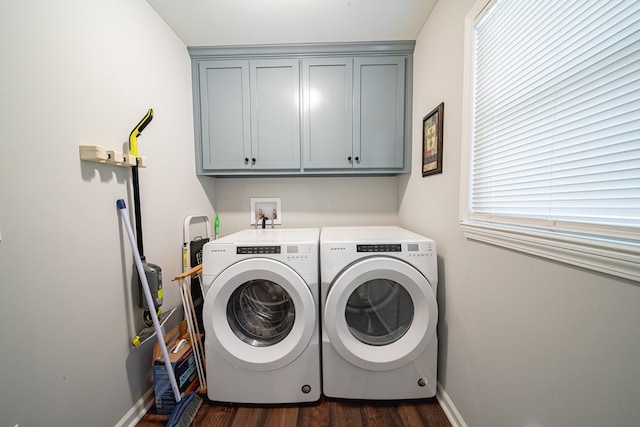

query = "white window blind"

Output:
[[470, 0, 640, 240]]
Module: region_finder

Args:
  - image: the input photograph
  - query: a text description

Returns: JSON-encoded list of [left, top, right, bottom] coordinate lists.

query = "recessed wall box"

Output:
[[250, 198, 282, 226]]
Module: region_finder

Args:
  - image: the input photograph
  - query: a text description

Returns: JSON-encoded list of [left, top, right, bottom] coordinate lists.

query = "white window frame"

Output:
[[459, 0, 640, 282]]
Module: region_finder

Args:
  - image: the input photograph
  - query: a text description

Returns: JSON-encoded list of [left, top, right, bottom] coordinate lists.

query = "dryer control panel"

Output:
[[356, 243, 434, 255], [357, 244, 401, 252]]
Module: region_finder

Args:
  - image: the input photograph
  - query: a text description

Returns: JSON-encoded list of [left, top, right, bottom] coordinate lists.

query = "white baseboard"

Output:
[[115, 387, 155, 427], [436, 382, 468, 427]]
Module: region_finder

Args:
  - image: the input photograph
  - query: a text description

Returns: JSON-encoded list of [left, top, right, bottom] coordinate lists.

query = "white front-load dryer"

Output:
[[201, 228, 320, 404], [320, 226, 438, 400]]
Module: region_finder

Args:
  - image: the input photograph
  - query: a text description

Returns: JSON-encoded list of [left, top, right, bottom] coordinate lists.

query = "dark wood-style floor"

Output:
[[136, 395, 452, 427]]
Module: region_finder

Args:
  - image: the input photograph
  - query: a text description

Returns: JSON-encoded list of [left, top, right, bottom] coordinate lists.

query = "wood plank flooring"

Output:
[[136, 396, 452, 427]]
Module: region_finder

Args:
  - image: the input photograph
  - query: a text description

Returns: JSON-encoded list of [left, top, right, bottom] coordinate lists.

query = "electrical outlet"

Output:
[[250, 198, 282, 225]]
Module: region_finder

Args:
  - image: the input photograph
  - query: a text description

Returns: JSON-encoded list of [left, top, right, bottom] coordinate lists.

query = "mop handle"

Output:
[[117, 199, 181, 402], [128, 108, 153, 158]]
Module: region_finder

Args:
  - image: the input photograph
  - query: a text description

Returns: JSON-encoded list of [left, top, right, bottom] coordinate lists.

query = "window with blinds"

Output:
[[460, 0, 640, 281]]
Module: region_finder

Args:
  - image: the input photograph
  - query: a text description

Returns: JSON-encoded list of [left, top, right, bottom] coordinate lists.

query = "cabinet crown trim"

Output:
[[188, 41, 415, 59]]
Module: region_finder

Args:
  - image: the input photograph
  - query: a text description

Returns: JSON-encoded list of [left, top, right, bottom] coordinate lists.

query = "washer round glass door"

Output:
[[324, 256, 437, 371], [226, 279, 295, 347], [203, 258, 316, 371]]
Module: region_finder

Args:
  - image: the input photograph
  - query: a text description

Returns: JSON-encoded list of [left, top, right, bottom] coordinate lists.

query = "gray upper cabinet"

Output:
[[302, 56, 406, 171], [196, 59, 300, 172], [190, 42, 414, 176], [354, 57, 405, 170], [249, 59, 301, 170], [302, 58, 353, 169], [198, 60, 250, 171]]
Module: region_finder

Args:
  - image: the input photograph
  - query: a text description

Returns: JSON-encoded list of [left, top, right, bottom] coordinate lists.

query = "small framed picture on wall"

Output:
[[422, 102, 444, 177]]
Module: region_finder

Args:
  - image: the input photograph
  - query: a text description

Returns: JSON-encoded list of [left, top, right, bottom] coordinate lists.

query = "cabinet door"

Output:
[[198, 60, 251, 171], [249, 59, 301, 170], [354, 57, 405, 169], [302, 58, 353, 169]]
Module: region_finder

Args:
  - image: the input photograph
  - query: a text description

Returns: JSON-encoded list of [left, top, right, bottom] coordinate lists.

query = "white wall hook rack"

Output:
[[79, 145, 146, 168]]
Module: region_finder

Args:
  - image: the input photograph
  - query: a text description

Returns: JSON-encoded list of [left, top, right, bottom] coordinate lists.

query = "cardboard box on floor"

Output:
[[152, 320, 200, 414]]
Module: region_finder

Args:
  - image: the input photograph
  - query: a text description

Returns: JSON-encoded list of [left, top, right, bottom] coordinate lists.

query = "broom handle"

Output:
[[117, 199, 181, 402], [172, 264, 202, 281]]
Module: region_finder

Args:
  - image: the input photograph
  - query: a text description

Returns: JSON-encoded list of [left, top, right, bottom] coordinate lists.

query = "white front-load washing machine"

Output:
[[320, 226, 438, 400], [201, 228, 320, 404]]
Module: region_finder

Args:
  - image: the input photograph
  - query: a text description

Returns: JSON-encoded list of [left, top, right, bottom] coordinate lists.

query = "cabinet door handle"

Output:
[[355, 156, 360, 162], [244, 157, 249, 162], [252, 157, 256, 163], [347, 156, 352, 161]]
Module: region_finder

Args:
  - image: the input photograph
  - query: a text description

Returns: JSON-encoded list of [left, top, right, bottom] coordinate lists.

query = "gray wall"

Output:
[[399, 1, 640, 426], [0, 1, 215, 425], [214, 177, 399, 234]]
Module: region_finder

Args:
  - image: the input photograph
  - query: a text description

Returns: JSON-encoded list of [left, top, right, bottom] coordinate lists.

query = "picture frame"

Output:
[[422, 102, 444, 177]]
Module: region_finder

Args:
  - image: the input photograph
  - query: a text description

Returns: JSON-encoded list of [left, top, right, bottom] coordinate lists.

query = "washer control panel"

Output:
[[234, 244, 314, 262], [285, 244, 314, 262], [236, 245, 281, 255]]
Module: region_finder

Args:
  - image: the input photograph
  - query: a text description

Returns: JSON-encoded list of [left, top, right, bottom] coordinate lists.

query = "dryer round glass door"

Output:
[[324, 256, 437, 371], [345, 278, 414, 346], [203, 258, 316, 372]]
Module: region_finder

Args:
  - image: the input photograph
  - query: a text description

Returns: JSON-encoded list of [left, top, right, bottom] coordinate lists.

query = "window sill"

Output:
[[460, 221, 640, 282]]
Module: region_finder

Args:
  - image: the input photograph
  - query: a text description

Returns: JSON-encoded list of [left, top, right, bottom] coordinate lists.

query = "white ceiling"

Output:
[[146, 0, 438, 47]]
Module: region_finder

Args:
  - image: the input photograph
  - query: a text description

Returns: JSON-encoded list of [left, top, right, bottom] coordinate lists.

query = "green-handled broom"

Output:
[[118, 199, 202, 427]]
